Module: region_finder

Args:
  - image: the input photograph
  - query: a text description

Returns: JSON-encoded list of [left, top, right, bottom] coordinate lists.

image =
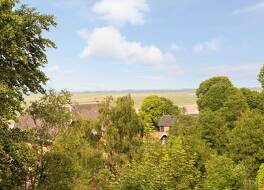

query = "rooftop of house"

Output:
[[183, 105, 199, 115], [13, 103, 99, 129], [72, 103, 99, 119], [158, 115, 174, 127]]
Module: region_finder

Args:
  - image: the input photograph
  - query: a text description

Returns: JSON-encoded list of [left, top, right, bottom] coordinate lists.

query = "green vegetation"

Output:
[[0, 0, 56, 124], [2, 1, 264, 189], [25, 91, 197, 109], [139, 95, 180, 131]]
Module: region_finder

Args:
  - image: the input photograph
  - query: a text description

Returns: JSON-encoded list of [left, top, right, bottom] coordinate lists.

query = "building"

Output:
[[149, 115, 175, 142], [183, 105, 199, 115], [12, 103, 99, 129]]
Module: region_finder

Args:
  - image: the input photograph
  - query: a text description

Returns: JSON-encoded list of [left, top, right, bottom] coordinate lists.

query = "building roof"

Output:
[[14, 103, 99, 129], [72, 103, 99, 119], [14, 114, 37, 129], [158, 115, 174, 127], [183, 105, 199, 115]]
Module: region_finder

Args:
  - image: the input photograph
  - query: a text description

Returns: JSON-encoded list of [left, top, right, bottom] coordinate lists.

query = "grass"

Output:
[[25, 91, 197, 109], [24, 90, 197, 110]]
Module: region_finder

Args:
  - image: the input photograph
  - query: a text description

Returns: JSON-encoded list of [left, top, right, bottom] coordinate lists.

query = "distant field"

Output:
[[25, 91, 197, 109]]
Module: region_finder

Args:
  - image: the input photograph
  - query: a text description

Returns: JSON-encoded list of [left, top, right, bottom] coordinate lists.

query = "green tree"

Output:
[[0, 0, 56, 123], [0, 84, 23, 124], [240, 88, 264, 113], [258, 64, 264, 89], [39, 119, 113, 190], [25, 90, 72, 188], [228, 110, 264, 177], [0, 124, 38, 189], [203, 155, 243, 190], [38, 153, 75, 190], [196, 77, 233, 111], [119, 137, 201, 190], [257, 164, 264, 190], [198, 109, 228, 153], [99, 95, 144, 174], [219, 89, 248, 127], [139, 95, 179, 131], [29, 90, 72, 133]]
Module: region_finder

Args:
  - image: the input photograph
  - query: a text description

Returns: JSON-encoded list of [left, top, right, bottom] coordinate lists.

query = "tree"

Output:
[[99, 95, 144, 174], [196, 76, 233, 111], [219, 89, 248, 127], [0, 124, 38, 189], [257, 164, 264, 190], [139, 95, 179, 131], [118, 137, 201, 190], [198, 109, 228, 153], [0, 84, 23, 124], [38, 119, 113, 190], [38, 153, 75, 190], [203, 155, 244, 190], [23, 90, 72, 188], [0, 0, 56, 123], [228, 110, 264, 177], [240, 88, 264, 113], [258, 64, 264, 89], [29, 90, 72, 134]]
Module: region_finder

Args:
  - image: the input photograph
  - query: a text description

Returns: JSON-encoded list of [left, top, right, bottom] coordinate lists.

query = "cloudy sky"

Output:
[[21, 0, 264, 91]]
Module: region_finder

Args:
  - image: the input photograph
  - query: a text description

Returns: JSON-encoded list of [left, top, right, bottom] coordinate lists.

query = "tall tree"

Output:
[[196, 76, 234, 111], [27, 90, 72, 188], [203, 155, 245, 190], [118, 137, 201, 190], [99, 95, 144, 174], [0, 0, 56, 122], [139, 95, 179, 131], [228, 110, 264, 177]]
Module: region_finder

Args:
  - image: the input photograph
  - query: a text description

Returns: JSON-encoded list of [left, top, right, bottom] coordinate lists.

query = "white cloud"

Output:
[[92, 0, 149, 25], [136, 75, 162, 80], [200, 63, 262, 77], [170, 43, 181, 52], [79, 26, 176, 66], [193, 38, 221, 54], [232, 2, 264, 15]]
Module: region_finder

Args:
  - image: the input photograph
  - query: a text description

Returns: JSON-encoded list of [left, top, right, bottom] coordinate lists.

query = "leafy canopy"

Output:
[[139, 95, 179, 131], [0, 0, 56, 122]]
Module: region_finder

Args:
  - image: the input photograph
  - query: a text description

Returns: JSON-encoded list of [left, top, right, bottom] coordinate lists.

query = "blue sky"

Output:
[[21, 0, 264, 91]]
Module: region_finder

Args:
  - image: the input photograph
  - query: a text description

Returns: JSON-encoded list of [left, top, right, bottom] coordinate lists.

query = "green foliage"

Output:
[[38, 119, 113, 190], [139, 95, 180, 131], [170, 114, 198, 136], [203, 155, 242, 190], [0, 0, 56, 124], [0, 83, 23, 123], [38, 153, 75, 190], [258, 64, 264, 89], [219, 90, 248, 126], [0, 124, 38, 189], [119, 137, 201, 190], [196, 77, 233, 111], [257, 164, 264, 190], [1, 2, 264, 187], [240, 88, 264, 113], [228, 110, 264, 176], [99, 95, 144, 173], [29, 90, 72, 131], [198, 109, 228, 152]]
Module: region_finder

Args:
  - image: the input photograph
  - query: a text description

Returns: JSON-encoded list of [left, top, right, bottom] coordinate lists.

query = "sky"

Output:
[[21, 0, 264, 91]]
